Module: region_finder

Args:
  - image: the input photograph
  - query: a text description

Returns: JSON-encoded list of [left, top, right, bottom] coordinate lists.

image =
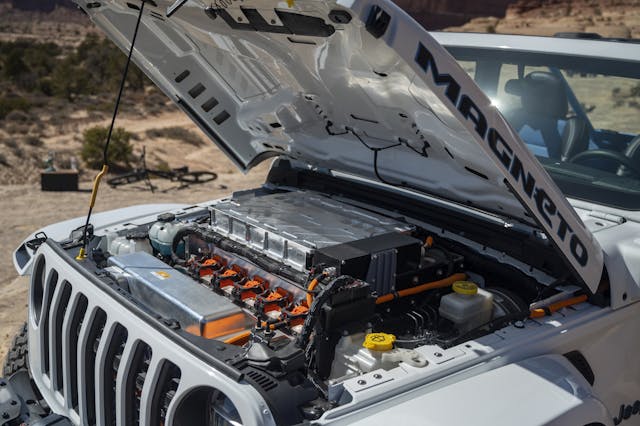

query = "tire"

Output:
[[3, 322, 29, 377], [177, 171, 218, 184]]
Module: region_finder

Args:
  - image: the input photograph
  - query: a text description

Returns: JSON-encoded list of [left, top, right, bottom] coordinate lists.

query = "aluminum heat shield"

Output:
[[210, 192, 414, 271], [108, 252, 253, 339]]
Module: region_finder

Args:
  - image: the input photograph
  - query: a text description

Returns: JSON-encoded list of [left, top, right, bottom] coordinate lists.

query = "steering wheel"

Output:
[[570, 149, 640, 178]]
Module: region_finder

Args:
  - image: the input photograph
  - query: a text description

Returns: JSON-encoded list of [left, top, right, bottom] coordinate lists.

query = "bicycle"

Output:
[[106, 147, 217, 192]]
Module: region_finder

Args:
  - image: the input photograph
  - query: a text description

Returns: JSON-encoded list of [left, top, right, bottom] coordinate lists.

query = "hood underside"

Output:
[[76, 0, 604, 291]]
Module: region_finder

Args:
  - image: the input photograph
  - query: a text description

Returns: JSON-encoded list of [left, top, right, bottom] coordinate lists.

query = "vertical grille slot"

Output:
[[41, 269, 58, 376], [103, 324, 128, 426], [125, 342, 152, 425], [82, 308, 107, 426], [149, 361, 181, 426], [69, 294, 88, 410], [52, 281, 72, 391], [31, 256, 46, 324]]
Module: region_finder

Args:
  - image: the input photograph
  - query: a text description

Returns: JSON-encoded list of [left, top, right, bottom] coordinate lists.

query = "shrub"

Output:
[[2, 139, 18, 149], [24, 136, 44, 147], [5, 110, 29, 122], [155, 159, 171, 172], [11, 145, 24, 158], [0, 97, 31, 120], [81, 126, 133, 170]]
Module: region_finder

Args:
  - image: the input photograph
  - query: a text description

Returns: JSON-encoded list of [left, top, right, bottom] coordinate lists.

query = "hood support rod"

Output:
[[77, 0, 146, 260]]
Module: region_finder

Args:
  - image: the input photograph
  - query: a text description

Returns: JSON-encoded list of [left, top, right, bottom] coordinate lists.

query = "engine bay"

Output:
[[69, 185, 589, 423]]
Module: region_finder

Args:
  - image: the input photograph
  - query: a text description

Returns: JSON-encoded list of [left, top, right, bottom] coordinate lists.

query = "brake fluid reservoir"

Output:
[[148, 213, 187, 256], [439, 281, 494, 335], [329, 333, 428, 380]]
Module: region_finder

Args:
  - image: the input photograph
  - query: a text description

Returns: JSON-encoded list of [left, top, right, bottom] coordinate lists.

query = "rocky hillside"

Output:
[[394, 0, 516, 30], [6, 0, 75, 12], [0, 0, 517, 30], [448, 0, 640, 38]]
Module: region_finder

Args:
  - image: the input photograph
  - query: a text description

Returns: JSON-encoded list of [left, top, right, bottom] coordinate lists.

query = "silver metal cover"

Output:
[[210, 192, 414, 271], [108, 252, 253, 338]]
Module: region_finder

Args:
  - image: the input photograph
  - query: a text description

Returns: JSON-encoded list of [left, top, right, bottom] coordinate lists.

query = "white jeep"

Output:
[[3, 1, 640, 425]]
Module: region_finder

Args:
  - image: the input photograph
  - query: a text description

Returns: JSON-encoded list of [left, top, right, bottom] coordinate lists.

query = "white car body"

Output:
[[6, 1, 640, 425]]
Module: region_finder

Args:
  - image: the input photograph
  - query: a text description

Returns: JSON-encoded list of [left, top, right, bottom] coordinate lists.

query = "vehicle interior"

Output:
[[446, 43, 640, 210]]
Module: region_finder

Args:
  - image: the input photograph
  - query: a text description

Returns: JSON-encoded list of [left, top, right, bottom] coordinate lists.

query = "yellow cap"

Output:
[[452, 281, 478, 295], [363, 333, 396, 351]]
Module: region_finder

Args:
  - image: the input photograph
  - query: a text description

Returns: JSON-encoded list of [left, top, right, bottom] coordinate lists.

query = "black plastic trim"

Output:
[[564, 350, 595, 386], [365, 5, 390, 39]]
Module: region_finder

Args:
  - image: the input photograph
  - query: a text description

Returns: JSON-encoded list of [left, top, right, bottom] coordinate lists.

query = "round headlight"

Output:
[[174, 387, 242, 426], [209, 391, 242, 426]]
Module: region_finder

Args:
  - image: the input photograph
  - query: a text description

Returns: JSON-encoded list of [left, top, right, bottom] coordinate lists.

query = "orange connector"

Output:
[[233, 276, 268, 304], [216, 265, 246, 291], [258, 288, 291, 320], [198, 255, 226, 278]]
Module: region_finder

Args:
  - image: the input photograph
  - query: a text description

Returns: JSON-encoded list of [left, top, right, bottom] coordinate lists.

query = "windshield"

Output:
[[449, 46, 640, 210]]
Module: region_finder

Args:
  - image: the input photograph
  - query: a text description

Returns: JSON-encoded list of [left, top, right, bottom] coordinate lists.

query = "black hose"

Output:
[[295, 275, 353, 350], [170, 227, 199, 265]]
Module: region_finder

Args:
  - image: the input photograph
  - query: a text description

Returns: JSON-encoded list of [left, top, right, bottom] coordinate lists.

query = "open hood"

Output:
[[76, 0, 604, 291]]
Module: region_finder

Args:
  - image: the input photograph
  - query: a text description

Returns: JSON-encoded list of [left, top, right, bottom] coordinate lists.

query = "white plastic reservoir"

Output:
[[439, 281, 493, 335], [108, 236, 153, 256]]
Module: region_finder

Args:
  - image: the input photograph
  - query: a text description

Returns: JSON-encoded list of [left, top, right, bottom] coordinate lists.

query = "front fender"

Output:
[[321, 354, 612, 426], [13, 203, 186, 276]]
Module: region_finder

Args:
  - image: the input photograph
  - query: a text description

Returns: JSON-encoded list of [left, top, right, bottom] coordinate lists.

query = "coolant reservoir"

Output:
[[439, 281, 493, 335], [108, 235, 153, 256], [148, 213, 187, 256]]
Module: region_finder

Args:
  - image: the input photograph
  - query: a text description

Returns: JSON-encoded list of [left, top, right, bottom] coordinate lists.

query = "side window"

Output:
[[561, 71, 640, 134]]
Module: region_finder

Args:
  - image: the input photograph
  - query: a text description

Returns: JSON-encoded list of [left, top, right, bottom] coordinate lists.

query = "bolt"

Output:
[[2, 413, 9, 420], [434, 352, 443, 358], [357, 379, 367, 385], [373, 373, 382, 379], [26, 400, 35, 405], [9, 400, 16, 406]]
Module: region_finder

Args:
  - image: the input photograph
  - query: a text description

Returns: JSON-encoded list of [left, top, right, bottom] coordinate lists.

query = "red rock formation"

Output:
[[392, 0, 517, 29], [449, 0, 640, 38]]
